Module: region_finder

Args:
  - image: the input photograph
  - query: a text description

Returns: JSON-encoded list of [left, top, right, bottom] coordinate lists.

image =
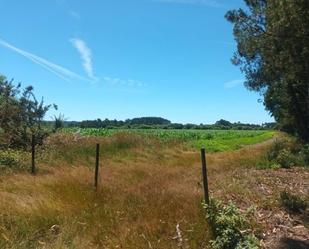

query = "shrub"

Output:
[[280, 191, 308, 213], [267, 138, 290, 161], [276, 149, 297, 168], [264, 138, 308, 168], [299, 144, 309, 166], [0, 149, 28, 171], [0, 75, 55, 149], [204, 199, 259, 249]]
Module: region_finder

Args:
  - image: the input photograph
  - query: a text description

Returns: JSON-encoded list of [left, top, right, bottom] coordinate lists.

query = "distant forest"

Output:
[[43, 117, 276, 130]]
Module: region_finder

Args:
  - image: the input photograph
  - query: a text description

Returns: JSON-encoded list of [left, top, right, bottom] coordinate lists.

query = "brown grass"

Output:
[[0, 133, 307, 248], [0, 134, 210, 249]]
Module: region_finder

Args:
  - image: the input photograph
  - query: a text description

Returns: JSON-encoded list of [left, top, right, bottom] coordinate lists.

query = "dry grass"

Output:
[[0, 134, 210, 249], [0, 133, 307, 248]]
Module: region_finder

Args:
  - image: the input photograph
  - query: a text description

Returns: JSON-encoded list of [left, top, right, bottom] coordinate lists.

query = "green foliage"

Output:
[[260, 138, 309, 169], [204, 199, 259, 249], [280, 191, 308, 213], [62, 128, 275, 152], [0, 75, 55, 149], [215, 119, 232, 127], [226, 0, 309, 142], [0, 149, 28, 170], [69, 117, 275, 130], [275, 149, 296, 169], [53, 114, 67, 131], [80, 117, 171, 128]]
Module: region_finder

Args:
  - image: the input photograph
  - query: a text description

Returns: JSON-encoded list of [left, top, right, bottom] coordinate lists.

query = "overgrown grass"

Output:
[[256, 137, 309, 169], [280, 191, 308, 213], [2, 131, 304, 248], [0, 133, 211, 248], [0, 149, 30, 173]]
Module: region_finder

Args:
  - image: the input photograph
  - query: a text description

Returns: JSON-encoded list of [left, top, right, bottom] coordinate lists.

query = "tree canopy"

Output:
[[0, 75, 55, 148], [226, 0, 309, 142]]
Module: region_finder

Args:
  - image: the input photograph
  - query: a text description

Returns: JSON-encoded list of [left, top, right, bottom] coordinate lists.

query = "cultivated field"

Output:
[[63, 128, 275, 151], [0, 130, 308, 249]]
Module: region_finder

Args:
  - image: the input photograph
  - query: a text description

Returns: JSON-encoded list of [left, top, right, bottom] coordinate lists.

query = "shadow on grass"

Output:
[[278, 238, 309, 249]]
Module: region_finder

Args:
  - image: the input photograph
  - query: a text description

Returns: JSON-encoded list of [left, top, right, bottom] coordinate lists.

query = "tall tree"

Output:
[[225, 0, 309, 142]]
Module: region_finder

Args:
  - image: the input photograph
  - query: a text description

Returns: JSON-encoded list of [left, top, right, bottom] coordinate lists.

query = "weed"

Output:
[[0, 149, 29, 172], [204, 198, 259, 249], [258, 137, 309, 169], [280, 191, 308, 213]]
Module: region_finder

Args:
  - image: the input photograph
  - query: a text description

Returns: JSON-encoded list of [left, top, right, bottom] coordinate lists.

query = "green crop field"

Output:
[[62, 128, 275, 152]]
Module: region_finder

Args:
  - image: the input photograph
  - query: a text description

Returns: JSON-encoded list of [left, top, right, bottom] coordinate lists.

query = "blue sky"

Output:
[[0, 0, 273, 124]]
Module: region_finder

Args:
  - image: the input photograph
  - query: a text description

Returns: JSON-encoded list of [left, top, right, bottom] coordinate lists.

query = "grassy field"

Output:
[[0, 130, 308, 249], [62, 128, 275, 152]]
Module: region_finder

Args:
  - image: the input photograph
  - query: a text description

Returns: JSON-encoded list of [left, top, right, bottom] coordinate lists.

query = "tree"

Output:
[[53, 114, 67, 131], [0, 76, 22, 146], [215, 119, 232, 127], [225, 0, 309, 142], [0, 75, 56, 148]]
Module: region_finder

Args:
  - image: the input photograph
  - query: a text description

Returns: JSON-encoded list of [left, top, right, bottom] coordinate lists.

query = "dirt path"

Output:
[[206, 141, 309, 249]]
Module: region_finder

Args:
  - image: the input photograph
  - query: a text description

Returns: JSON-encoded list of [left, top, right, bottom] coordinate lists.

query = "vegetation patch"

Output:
[[62, 128, 275, 152], [256, 137, 309, 169], [280, 191, 308, 214], [0, 149, 29, 172], [204, 199, 259, 249]]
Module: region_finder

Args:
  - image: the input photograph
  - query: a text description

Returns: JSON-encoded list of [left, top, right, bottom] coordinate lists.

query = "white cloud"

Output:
[[103, 77, 145, 88], [0, 37, 91, 82], [153, 0, 223, 7], [224, 79, 244, 89], [70, 38, 97, 81]]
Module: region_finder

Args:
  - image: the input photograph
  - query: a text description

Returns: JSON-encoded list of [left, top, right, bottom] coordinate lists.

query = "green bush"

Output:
[[280, 191, 308, 213], [299, 145, 309, 166], [263, 138, 308, 168], [267, 139, 290, 161], [204, 199, 259, 249], [276, 149, 297, 168], [0, 149, 28, 171]]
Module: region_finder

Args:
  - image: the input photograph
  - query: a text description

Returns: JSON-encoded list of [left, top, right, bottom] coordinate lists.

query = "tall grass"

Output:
[[1, 131, 291, 248], [0, 133, 211, 248]]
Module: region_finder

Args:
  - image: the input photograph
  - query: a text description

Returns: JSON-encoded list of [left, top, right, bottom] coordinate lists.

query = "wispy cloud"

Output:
[[102, 77, 145, 88], [70, 38, 97, 81], [224, 79, 244, 89], [0, 37, 91, 82], [153, 0, 223, 7]]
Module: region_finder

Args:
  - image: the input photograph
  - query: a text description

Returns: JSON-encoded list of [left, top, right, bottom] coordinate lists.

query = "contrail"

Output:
[[0, 37, 92, 82]]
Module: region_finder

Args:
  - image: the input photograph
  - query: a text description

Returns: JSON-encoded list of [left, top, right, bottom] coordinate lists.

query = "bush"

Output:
[[276, 149, 297, 168], [0, 75, 55, 149], [280, 191, 308, 213], [0, 149, 28, 171], [204, 199, 259, 249], [299, 144, 309, 166], [267, 139, 289, 161], [263, 138, 308, 169]]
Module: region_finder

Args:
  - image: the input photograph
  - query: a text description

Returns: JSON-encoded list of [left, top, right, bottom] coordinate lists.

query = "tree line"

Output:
[[48, 118, 275, 130]]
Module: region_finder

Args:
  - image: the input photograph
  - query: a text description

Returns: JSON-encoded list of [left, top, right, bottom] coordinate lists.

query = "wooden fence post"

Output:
[[201, 148, 209, 204], [31, 134, 36, 174], [94, 143, 100, 190]]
